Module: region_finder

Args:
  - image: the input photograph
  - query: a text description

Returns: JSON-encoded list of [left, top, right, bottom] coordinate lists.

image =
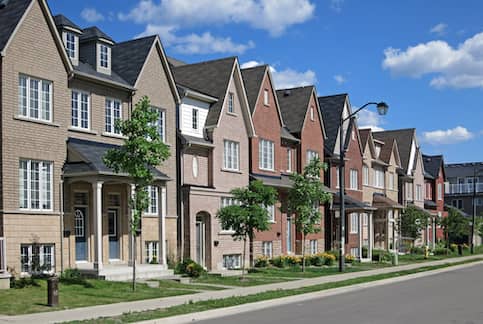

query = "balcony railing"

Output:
[[445, 183, 483, 195], [0, 237, 5, 273]]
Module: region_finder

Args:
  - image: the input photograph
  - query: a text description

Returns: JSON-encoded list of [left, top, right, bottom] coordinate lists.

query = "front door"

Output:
[[195, 220, 205, 267], [108, 209, 120, 260], [75, 207, 87, 261]]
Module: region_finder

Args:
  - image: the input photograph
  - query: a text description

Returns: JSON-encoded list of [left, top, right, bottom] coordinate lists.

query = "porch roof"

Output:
[[373, 193, 404, 209], [332, 193, 376, 211], [64, 138, 171, 181]]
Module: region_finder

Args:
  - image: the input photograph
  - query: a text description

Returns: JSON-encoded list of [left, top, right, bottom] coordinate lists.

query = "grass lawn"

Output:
[[0, 279, 199, 315], [193, 274, 294, 287], [155, 280, 226, 291], [67, 259, 482, 324]]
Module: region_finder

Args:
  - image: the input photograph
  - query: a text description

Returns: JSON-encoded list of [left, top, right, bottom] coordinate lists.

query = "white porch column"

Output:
[[369, 212, 374, 260], [128, 184, 135, 266], [161, 186, 167, 266], [93, 181, 103, 270]]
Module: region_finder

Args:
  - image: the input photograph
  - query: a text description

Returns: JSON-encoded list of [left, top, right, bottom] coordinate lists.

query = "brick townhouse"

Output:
[[359, 129, 403, 254], [241, 65, 300, 258], [318, 94, 374, 261], [277, 86, 327, 255], [422, 154, 447, 248], [172, 57, 255, 271], [0, 0, 179, 279]]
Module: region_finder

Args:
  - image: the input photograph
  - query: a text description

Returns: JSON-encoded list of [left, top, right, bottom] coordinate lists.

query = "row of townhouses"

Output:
[[0, 0, 476, 280]]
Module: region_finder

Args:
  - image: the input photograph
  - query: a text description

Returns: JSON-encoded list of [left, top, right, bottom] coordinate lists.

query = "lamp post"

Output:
[[339, 101, 389, 272]]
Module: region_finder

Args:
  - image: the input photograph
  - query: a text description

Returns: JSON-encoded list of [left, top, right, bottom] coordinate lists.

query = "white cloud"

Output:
[[422, 126, 474, 145], [382, 31, 483, 89], [334, 74, 346, 84], [240, 60, 316, 89], [356, 109, 384, 131], [81, 8, 105, 23], [119, 0, 315, 37], [137, 25, 254, 55], [430, 23, 447, 35], [330, 0, 344, 12]]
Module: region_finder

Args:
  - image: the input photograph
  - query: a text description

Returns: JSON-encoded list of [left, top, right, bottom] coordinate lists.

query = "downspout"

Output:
[[59, 177, 64, 273]]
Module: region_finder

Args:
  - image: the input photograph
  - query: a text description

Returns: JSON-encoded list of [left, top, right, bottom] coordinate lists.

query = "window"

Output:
[[265, 204, 275, 222], [350, 213, 359, 234], [389, 172, 395, 190], [71, 90, 90, 129], [223, 140, 239, 171], [310, 106, 314, 121], [336, 168, 340, 188], [388, 210, 394, 220], [407, 183, 413, 200], [18, 75, 52, 122], [437, 183, 443, 200], [286, 148, 292, 172], [223, 254, 241, 269], [350, 247, 359, 258], [363, 165, 369, 186], [262, 241, 273, 258], [310, 240, 318, 255], [192, 108, 198, 130], [375, 145, 381, 158], [66, 32, 76, 59], [99, 44, 109, 68], [228, 92, 234, 113], [452, 199, 463, 209], [19, 159, 52, 210], [154, 109, 166, 142], [373, 168, 385, 188], [362, 213, 369, 226], [259, 139, 274, 171], [144, 186, 158, 215], [145, 241, 159, 263], [416, 184, 422, 201], [350, 169, 358, 190], [20, 244, 54, 274], [306, 150, 319, 163], [105, 99, 122, 134], [263, 89, 269, 106]]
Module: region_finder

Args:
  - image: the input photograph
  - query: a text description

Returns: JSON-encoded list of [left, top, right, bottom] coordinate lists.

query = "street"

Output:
[[197, 263, 483, 324]]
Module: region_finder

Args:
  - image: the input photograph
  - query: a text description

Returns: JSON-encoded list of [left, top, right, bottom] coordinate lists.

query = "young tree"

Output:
[[400, 205, 429, 245], [441, 207, 470, 245], [103, 96, 170, 291], [287, 158, 332, 272], [217, 180, 277, 277]]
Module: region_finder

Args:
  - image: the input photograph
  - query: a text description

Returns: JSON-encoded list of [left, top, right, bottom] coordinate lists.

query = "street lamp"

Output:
[[339, 101, 389, 272]]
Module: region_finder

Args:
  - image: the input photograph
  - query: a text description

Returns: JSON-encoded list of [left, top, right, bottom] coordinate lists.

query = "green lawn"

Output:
[[0, 279, 198, 315], [193, 274, 294, 287]]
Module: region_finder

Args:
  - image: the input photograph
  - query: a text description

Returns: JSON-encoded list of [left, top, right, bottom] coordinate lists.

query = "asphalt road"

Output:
[[196, 263, 483, 324]]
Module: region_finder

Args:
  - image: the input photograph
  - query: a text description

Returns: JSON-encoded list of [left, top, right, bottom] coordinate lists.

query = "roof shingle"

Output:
[[276, 86, 315, 134], [318, 94, 347, 153], [0, 0, 32, 52], [373, 128, 416, 173], [241, 65, 267, 113]]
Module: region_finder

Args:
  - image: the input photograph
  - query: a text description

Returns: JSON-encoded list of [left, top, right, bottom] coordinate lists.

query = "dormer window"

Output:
[[66, 33, 76, 58], [100, 44, 109, 68], [375, 144, 381, 158]]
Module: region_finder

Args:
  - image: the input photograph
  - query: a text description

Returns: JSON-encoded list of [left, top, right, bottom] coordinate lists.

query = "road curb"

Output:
[[137, 260, 483, 324]]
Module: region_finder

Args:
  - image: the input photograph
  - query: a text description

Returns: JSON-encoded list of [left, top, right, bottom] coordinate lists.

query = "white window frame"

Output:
[[262, 241, 273, 258], [19, 159, 53, 211], [192, 108, 198, 130], [228, 92, 234, 113], [350, 247, 359, 258], [374, 168, 385, 189], [105, 98, 122, 135], [223, 140, 240, 171], [310, 106, 314, 121], [144, 186, 159, 215], [20, 244, 55, 274], [363, 165, 369, 186], [65, 32, 77, 59], [223, 254, 241, 269], [18, 74, 53, 122], [416, 184, 422, 201], [310, 239, 318, 255], [350, 213, 359, 234], [263, 89, 269, 106], [259, 139, 274, 171], [437, 183, 443, 201], [265, 204, 275, 223], [287, 148, 292, 173], [71, 90, 90, 130], [350, 169, 358, 190], [336, 168, 340, 188], [99, 44, 109, 69], [152, 108, 166, 142], [145, 241, 159, 263], [306, 150, 319, 163]]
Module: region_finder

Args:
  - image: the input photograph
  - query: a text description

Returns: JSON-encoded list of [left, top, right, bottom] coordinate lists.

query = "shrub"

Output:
[[60, 268, 93, 288], [320, 252, 336, 266], [284, 255, 302, 266], [462, 243, 470, 251], [372, 249, 391, 262], [410, 246, 425, 255], [11, 277, 40, 289], [185, 262, 205, 278], [449, 243, 458, 253], [327, 250, 340, 260], [254, 256, 270, 268], [433, 247, 450, 255], [345, 254, 356, 263], [270, 256, 287, 268], [310, 254, 324, 266]]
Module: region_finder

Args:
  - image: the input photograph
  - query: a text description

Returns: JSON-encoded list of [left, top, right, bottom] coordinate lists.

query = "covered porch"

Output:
[[62, 138, 171, 279], [372, 193, 404, 252]]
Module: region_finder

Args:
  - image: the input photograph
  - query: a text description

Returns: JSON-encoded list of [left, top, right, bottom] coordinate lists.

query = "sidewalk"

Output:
[[0, 255, 481, 324]]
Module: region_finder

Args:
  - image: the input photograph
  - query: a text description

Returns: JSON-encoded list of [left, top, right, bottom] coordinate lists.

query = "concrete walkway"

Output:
[[0, 255, 481, 324]]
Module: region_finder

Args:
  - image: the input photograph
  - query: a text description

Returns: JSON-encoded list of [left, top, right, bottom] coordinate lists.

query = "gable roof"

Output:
[[423, 154, 444, 179], [167, 56, 186, 68], [0, 0, 32, 52], [373, 128, 416, 172], [241, 65, 267, 113], [173, 56, 237, 128], [112, 35, 157, 86], [80, 26, 114, 43], [318, 93, 348, 153], [53, 14, 81, 32], [276, 86, 315, 134], [359, 129, 371, 150]]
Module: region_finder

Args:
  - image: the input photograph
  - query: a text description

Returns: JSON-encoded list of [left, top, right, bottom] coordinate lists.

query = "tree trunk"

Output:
[[132, 235, 137, 292], [302, 232, 306, 273], [249, 233, 254, 269], [242, 237, 247, 279]]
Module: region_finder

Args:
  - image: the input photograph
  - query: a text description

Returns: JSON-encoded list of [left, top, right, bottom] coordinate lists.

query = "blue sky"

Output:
[[49, 0, 483, 163]]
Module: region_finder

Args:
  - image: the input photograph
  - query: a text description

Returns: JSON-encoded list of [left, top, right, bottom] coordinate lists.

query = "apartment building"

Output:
[[0, 0, 179, 279], [445, 162, 483, 218]]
